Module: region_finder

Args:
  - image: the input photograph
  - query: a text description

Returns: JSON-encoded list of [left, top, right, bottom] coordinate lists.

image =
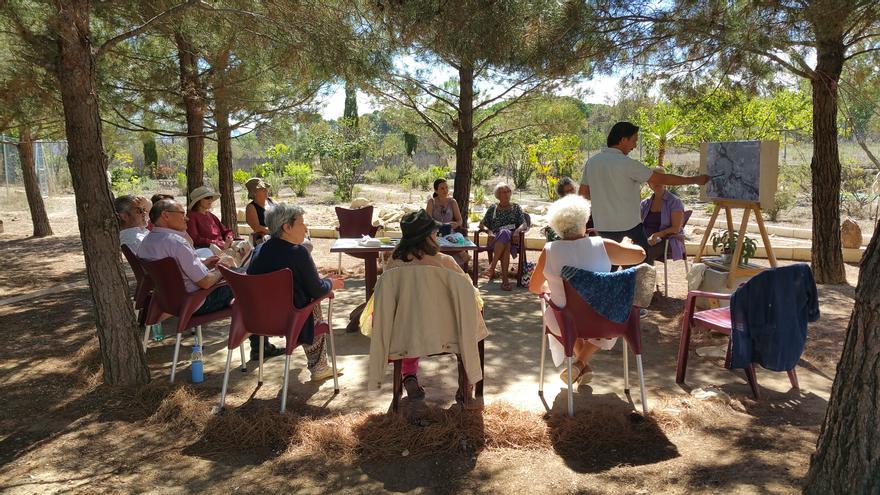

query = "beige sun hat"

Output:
[[245, 177, 270, 200], [188, 185, 220, 210]]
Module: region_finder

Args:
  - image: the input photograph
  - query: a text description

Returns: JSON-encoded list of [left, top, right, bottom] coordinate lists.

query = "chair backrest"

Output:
[[336, 206, 379, 238], [140, 257, 189, 317], [218, 266, 308, 339], [681, 210, 693, 230], [121, 244, 153, 307], [558, 279, 642, 353]]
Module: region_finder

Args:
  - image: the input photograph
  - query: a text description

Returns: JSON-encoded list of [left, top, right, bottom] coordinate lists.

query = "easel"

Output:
[[694, 199, 777, 288]]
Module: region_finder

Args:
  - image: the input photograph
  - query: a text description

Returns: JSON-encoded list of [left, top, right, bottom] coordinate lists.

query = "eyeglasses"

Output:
[[165, 210, 186, 216], [132, 207, 147, 214]]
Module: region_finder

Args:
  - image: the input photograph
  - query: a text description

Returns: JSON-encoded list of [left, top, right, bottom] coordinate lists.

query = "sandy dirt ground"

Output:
[[0, 190, 866, 494]]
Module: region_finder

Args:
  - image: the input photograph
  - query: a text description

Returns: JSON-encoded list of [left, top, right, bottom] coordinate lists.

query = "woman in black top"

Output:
[[245, 177, 276, 242], [247, 203, 345, 381]]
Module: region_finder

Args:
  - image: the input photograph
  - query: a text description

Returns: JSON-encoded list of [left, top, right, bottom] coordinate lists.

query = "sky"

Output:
[[317, 73, 623, 120]]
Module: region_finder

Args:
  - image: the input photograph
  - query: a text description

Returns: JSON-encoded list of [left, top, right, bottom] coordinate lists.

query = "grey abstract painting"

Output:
[[705, 141, 761, 202]]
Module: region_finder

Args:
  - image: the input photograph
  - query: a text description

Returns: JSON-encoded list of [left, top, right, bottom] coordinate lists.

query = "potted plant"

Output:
[[710, 231, 757, 266]]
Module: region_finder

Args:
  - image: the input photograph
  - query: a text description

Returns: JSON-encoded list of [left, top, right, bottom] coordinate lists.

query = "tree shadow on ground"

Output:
[[0, 234, 85, 295], [545, 389, 679, 473]]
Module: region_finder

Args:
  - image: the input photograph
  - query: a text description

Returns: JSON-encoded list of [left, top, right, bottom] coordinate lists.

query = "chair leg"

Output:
[[787, 368, 799, 389], [239, 344, 247, 372], [170, 333, 182, 383], [538, 327, 548, 396], [392, 360, 402, 414], [280, 353, 291, 413], [663, 257, 669, 297], [476, 339, 484, 398], [142, 325, 150, 352], [566, 356, 574, 417], [258, 338, 264, 385], [636, 354, 648, 415], [218, 348, 233, 411], [676, 321, 693, 384], [745, 364, 760, 399], [196, 325, 204, 347], [623, 340, 630, 394], [337, 252, 342, 275], [327, 298, 339, 394]]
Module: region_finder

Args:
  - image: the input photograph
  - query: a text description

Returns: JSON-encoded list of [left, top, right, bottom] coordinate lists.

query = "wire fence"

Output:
[[1, 137, 70, 197]]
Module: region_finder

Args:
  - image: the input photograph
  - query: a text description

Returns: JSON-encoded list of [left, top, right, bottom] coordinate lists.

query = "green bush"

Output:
[[402, 168, 434, 191], [251, 162, 273, 178], [472, 160, 494, 186], [176, 172, 187, 195], [232, 169, 250, 185], [109, 166, 156, 196], [429, 164, 451, 180], [510, 159, 533, 190], [365, 164, 408, 184], [284, 162, 313, 197]]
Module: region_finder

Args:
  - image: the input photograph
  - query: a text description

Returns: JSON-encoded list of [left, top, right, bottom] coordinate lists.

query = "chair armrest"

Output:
[[686, 290, 731, 300], [540, 292, 562, 311]]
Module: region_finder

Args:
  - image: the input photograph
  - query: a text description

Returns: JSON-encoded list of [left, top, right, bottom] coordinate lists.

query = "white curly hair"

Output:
[[547, 194, 591, 239]]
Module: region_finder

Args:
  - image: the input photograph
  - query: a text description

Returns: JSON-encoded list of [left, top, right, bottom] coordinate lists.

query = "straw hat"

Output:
[[188, 185, 220, 210], [245, 177, 270, 200]]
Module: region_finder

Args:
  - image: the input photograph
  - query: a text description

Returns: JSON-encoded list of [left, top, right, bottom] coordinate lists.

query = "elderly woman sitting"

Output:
[[246, 203, 345, 381], [479, 182, 527, 291], [640, 167, 686, 266], [529, 195, 645, 384]]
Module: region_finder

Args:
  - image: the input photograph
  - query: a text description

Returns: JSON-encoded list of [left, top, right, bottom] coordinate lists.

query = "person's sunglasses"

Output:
[[132, 207, 147, 214]]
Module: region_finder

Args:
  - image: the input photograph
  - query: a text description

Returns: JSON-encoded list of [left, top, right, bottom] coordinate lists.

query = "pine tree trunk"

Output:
[[804, 218, 880, 492], [452, 63, 475, 228], [17, 127, 53, 237], [175, 31, 205, 195], [54, 0, 150, 385], [808, 39, 846, 284], [215, 103, 237, 236]]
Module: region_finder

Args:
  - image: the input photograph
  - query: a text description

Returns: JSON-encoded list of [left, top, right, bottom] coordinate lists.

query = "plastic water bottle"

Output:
[[150, 323, 164, 342], [190, 345, 204, 383]]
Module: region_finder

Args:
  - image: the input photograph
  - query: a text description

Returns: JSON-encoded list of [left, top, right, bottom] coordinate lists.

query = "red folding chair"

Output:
[[539, 280, 647, 417], [472, 213, 531, 287], [141, 257, 242, 382], [657, 209, 693, 297], [121, 244, 157, 350], [676, 290, 799, 399], [217, 266, 339, 413]]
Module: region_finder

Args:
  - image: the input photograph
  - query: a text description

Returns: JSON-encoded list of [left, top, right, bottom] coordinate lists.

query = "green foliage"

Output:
[[472, 186, 486, 206], [403, 132, 418, 156], [252, 162, 274, 178], [143, 137, 158, 176], [310, 120, 371, 201], [710, 231, 757, 265], [764, 165, 801, 221], [528, 134, 582, 199], [284, 162, 314, 197], [839, 160, 878, 218], [176, 172, 187, 195], [402, 167, 434, 191], [232, 169, 250, 185], [109, 166, 154, 196], [429, 165, 451, 180], [365, 163, 410, 184], [472, 160, 495, 186]]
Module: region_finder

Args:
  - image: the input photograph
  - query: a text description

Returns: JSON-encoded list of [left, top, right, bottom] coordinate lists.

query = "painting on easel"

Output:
[[700, 140, 779, 209]]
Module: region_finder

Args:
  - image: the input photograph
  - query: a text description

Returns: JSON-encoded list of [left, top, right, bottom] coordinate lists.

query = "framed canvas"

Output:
[[700, 140, 779, 209]]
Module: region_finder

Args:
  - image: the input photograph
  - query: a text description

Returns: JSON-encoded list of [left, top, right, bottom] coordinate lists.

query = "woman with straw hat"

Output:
[[244, 177, 276, 242], [186, 185, 234, 250]]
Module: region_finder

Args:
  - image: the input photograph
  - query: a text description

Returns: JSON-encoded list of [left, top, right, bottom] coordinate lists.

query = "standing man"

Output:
[[580, 122, 709, 258]]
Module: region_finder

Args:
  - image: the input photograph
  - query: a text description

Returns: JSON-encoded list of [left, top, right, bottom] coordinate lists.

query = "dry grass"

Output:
[[147, 386, 210, 434], [649, 394, 743, 433], [72, 340, 103, 390]]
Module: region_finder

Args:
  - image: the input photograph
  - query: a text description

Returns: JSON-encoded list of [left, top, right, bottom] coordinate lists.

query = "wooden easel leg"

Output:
[[724, 206, 735, 237], [752, 206, 777, 267], [728, 207, 751, 288], [695, 204, 720, 263]]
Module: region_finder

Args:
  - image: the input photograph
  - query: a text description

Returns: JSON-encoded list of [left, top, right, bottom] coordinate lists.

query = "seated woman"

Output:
[[640, 167, 685, 266], [246, 203, 345, 380], [529, 195, 645, 384], [426, 178, 467, 268], [479, 182, 527, 291], [187, 186, 234, 250], [542, 177, 577, 242], [384, 209, 478, 403], [244, 177, 276, 243]]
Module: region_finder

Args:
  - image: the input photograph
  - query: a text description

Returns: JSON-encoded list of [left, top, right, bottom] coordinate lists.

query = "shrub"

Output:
[[764, 188, 796, 222], [472, 186, 486, 206], [251, 162, 273, 178], [284, 162, 313, 197], [402, 168, 433, 191], [176, 172, 187, 195], [232, 169, 250, 185], [510, 159, 533, 190], [429, 164, 451, 180], [472, 160, 494, 186], [365, 164, 407, 184]]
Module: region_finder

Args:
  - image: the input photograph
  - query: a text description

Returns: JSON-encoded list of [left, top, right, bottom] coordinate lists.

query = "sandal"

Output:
[[402, 375, 425, 400], [481, 268, 496, 280], [577, 363, 594, 385], [559, 361, 586, 384], [500, 281, 512, 291]]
